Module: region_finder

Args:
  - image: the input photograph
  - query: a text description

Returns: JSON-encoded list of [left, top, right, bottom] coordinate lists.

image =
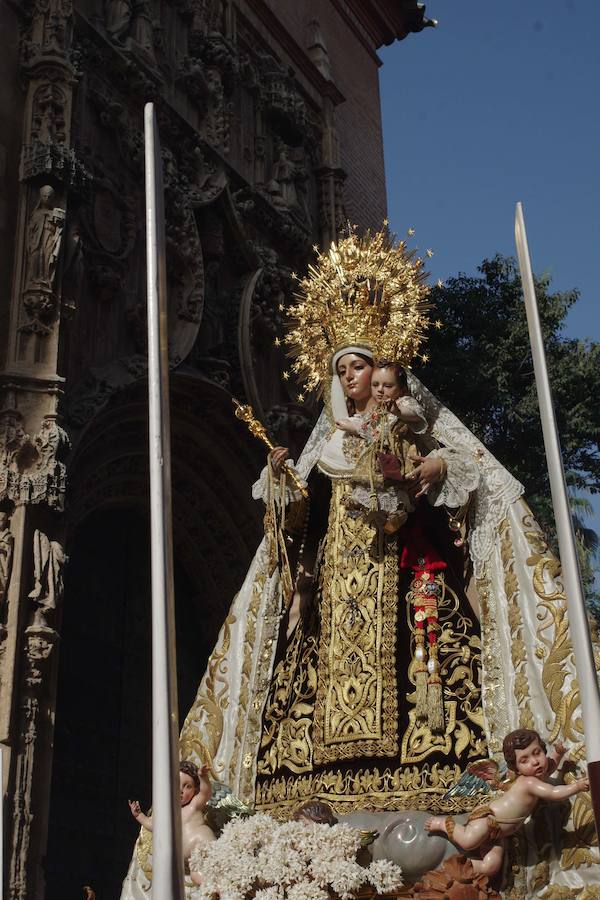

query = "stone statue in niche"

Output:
[[61, 219, 85, 316], [28, 530, 67, 629], [267, 148, 297, 209], [0, 512, 14, 608], [25, 186, 65, 294], [31, 83, 67, 144], [105, 0, 155, 61], [22, 185, 65, 333], [105, 0, 134, 43], [131, 0, 156, 61]]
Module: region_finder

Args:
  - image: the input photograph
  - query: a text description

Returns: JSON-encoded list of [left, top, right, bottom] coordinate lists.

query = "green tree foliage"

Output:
[[571, 493, 600, 613], [419, 255, 600, 587]]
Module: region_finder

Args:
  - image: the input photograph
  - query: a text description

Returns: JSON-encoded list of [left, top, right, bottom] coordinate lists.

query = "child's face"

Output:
[[180, 772, 198, 807], [371, 367, 403, 403], [514, 739, 548, 778]]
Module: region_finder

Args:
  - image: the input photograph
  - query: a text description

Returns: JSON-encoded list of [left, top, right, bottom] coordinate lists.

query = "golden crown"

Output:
[[284, 225, 433, 395]]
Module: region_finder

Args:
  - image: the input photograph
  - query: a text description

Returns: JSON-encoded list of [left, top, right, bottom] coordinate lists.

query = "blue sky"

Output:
[[379, 0, 600, 540]]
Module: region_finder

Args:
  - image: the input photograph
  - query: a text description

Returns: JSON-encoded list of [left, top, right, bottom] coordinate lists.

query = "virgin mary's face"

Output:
[[336, 354, 373, 403]]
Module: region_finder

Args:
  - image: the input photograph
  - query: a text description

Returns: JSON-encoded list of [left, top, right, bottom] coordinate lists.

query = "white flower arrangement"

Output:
[[189, 814, 402, 900]]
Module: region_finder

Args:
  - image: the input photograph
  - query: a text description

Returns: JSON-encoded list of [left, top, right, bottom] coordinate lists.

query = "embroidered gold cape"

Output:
[[121, 374, 599, 899]]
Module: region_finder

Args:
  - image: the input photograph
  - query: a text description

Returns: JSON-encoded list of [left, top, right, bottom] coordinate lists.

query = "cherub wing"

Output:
[[442, 759, 508, 800], [206, 780, 255, 833], [207, 779, 232, 807]]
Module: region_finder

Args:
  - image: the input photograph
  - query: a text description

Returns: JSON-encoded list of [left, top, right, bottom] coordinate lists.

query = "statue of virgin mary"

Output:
[[122, 227, 598, 898]]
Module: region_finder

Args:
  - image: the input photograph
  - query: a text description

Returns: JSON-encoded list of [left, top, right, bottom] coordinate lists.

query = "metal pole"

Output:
[[1, 747, 3, 900], [144, 101, 185, 900], [515, 202, 600, 836]]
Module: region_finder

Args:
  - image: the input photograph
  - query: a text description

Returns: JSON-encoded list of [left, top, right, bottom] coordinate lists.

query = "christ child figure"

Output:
[[336, 360, 428, 449], [336, 361, 432, 533], [129, 760, 215, 873], [425, 728, 588, 877]]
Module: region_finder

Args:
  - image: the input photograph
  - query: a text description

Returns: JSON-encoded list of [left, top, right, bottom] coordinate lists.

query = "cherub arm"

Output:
[[546, 741, 567, 775], [128, 800, 153, 832], [524, 774, 589, 802]]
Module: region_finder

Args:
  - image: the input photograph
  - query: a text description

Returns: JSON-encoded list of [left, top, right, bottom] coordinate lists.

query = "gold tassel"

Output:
[[415, 666, 428, 721], [427, 676, 444, 733]]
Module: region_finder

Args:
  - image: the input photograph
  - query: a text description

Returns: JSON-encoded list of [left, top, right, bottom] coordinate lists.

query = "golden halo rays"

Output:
[[284, 224, 432, 395]]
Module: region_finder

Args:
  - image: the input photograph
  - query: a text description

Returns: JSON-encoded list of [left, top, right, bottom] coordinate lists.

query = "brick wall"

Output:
[[264, 0, 388, 231]]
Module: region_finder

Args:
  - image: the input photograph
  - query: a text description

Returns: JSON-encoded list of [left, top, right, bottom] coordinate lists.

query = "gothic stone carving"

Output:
[[28, 530, 67, 629], [255, 50, 309, 142], [0, 413, 71, 510], [104, 0, 157, 64], [9, 625, 59, 900], [21, 185, 66, 335], [0, 512, 15, 609]]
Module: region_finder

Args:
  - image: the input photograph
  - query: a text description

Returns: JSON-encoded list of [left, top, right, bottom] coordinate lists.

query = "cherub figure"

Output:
[[425, 729, 587, 877], [292, 800, 338, 826], [128, 760, 215, 871]]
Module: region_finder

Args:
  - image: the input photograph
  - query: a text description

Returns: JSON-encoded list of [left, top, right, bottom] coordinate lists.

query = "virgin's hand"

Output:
[[269, 446, 289, 475], [336, 418, 358, 433], [409, 455, 446, 498], [129, 800, 142, 819]]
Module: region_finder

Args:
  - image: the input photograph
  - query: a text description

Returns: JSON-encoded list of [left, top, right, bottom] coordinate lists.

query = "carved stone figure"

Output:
[[0, 512, 14, 607], [268, 148, 297, 208], [22, 186, 65, 332], [0, 413, 29, 471], [25, 186, 65, 292], [28, 530, 67, 629], [105, 0, 133, 43], [33, 415, 70, 476], [61, 219, 85, 316], [31, 83, 67, 144], [130, 0, 156, 60], [0, 413, 70, 509]]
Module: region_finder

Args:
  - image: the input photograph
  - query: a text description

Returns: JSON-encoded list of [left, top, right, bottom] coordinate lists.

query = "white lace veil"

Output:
[[272, 364, 524, 579], [406, 372, 523, 575]]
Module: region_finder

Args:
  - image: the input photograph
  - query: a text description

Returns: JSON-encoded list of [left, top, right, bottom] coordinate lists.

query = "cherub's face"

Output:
[[515, 739, 548, 777], [371, 367, 403, 403], [179, 772, 198, 807]]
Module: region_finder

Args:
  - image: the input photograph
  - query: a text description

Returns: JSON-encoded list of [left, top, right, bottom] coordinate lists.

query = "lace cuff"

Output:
[[426, 448, 480, 509], [251, 461, 306, 505]]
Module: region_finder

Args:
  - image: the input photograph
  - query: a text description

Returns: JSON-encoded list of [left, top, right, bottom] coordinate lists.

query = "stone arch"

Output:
[[45, 372, 264, 897]]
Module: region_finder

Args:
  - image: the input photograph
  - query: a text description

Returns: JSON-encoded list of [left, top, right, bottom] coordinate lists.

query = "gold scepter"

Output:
[[232, 398, 308, 498]]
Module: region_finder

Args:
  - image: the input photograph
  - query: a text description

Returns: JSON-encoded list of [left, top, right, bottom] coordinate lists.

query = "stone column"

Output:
[[0, 0, 79, 897]]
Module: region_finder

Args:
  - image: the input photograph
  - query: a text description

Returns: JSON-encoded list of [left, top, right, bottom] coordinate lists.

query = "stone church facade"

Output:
[[0, 1, 433, 896]]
